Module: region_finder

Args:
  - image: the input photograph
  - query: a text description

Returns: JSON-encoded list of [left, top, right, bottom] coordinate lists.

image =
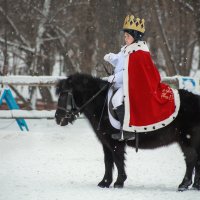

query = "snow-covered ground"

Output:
[[0, 118, 199, 200]]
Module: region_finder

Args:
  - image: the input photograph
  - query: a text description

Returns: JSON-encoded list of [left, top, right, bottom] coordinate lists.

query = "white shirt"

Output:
[[104, 45, 126, 89]]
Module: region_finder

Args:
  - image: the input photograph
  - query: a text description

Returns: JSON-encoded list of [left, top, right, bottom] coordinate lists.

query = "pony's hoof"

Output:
[[98, 180, 111, 188], [114, 182, 124, 188], [178, 186, 188, 192], [178, 179, 192, 191], [192, 183, 200, 190], [178, 182, 191, 191]]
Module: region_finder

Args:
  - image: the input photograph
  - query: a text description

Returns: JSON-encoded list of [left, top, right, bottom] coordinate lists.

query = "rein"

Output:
[[58, 83, 110, 120], [75, 83, 109, 115]]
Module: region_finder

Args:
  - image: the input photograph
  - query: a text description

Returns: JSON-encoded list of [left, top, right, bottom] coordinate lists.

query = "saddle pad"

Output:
[[107, 87, 120, 130]]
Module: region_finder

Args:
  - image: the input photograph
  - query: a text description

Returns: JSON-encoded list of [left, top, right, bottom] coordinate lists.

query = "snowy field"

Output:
[[0, 118, 199, 200]]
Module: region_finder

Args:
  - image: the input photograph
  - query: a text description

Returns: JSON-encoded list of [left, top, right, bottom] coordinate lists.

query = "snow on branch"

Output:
[[0, 38, 34, 53], [0, 6, 30, 47], [48, 1, 89, 23], [177, 0, 194, 12], [54, 26, 75, 39]]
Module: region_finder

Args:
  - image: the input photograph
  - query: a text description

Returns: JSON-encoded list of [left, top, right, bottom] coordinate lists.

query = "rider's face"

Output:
[[124, 32, 134, 45]]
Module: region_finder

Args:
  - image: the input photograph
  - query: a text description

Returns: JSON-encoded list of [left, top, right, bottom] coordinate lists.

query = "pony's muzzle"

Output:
[[55, 112, 68, 126]]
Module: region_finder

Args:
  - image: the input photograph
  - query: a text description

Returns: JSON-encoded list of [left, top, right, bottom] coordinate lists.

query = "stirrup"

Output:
[[111, 132, 135, 141], [111, 132, 123, 140]]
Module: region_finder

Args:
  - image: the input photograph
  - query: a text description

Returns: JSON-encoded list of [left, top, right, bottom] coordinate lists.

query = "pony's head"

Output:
[[55, 76, 79, 126], [55, 73, 108, 126]]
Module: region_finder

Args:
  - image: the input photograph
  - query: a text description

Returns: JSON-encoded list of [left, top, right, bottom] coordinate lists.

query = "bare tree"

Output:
[[0, 0, 199, 109]]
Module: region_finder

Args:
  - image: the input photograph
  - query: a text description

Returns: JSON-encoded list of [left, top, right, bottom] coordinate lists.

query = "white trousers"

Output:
[[112, 87, 124, 109]]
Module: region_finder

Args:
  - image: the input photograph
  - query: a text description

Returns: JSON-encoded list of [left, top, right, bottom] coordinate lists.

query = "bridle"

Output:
[[56, 83, 109, 123], [57, 89, 78, 113], [56, 89, 78, 122]]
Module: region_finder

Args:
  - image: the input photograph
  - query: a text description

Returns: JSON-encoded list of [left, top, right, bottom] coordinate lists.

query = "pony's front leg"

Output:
[[192, 154, 200, 190], [98, 145, 114, 188], [112, 141, 127, 188]]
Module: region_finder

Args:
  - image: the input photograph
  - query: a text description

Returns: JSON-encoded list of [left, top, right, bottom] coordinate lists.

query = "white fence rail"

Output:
[[0, 75, 179, 87], [0, 76, 66, 119], [0, 75, 66, 86], [0, 110, 56, 119], [0, 75, 199, 119]]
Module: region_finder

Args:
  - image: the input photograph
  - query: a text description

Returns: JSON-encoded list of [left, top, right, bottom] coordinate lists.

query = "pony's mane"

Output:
[[70, 73, 101, 83], [56, 73, 106, 95], [70, 73, 105, 88]]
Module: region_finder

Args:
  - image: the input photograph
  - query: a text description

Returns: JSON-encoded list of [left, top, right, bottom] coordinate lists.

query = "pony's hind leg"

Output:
[[98, 145, 114, 188], [112, 141, 127, 188], [178, 145, 198, 191], [192, 154, 200, 190]]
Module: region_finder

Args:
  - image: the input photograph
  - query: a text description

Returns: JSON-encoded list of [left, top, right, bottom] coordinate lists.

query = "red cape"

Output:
[[123, 42, 180, 132]]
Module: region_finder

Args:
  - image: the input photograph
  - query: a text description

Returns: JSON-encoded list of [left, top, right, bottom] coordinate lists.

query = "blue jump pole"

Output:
[[0, 88, 29, 131]]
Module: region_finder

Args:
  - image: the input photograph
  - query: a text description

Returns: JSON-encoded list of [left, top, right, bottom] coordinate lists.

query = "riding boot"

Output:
[[111, 104, 135, 140]]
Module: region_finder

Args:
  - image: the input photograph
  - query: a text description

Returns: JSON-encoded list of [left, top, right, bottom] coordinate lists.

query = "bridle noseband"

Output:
[[57, 90, 77, 112], [56, 90, 79, 123]]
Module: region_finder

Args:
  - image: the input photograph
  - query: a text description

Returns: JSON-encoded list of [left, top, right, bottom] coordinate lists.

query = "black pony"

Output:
[[55, 73, 200, 191]]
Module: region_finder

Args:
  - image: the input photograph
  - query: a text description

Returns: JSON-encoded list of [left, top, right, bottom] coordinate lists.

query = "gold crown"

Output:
[[123, 15, 145, 33]]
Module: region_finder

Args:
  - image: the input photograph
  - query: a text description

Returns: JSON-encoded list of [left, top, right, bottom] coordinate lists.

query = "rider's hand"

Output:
[[104, 53, 115, 62], [104, 53, 111, 62]]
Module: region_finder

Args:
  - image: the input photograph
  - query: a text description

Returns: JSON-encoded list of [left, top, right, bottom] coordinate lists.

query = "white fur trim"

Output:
[[123, 89, 180, 132], [107, 41, 181, 132], [123, 41, 149, 56]]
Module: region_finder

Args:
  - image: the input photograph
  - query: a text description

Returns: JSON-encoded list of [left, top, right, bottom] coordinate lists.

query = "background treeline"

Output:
[[0, 0, 199, 106]]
